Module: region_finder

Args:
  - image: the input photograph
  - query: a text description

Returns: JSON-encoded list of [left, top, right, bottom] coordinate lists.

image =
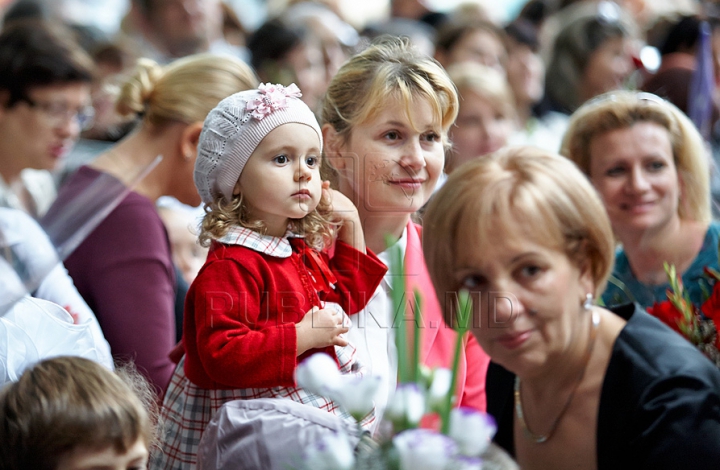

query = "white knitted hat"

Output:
[[194, 83, 322, 204]]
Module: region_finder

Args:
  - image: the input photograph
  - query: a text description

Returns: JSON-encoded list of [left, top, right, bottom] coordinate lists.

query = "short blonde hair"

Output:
[[0, 357, 156, 470], [116, 53, 258, 127], [561, 90, 711, 224], [423, 146, 615, 316], [321, 35, 459, 149]]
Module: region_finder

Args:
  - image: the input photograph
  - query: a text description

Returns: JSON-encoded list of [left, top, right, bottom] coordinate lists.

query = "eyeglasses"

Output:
[[19, 97, 95, 131]]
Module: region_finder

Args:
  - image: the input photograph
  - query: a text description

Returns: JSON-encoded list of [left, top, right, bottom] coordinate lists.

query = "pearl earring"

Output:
[[583, 293, 594, 310]]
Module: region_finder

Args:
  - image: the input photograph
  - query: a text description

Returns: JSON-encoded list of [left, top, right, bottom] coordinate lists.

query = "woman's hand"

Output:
[[319, 181, 366, 252], [296, 306, 350, 356]]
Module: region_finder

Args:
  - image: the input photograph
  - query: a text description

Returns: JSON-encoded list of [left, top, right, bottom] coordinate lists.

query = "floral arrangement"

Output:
[[647, 262, 720, 367], [294, 240, 498, 470]]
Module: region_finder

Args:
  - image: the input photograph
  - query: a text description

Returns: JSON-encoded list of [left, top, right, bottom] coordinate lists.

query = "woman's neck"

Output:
[[359, 210, 410, 255], [521, 308, 597, 399], [619, 219, 709, 285], [90, 127, 171, 202], [0, 159, 23, 186]]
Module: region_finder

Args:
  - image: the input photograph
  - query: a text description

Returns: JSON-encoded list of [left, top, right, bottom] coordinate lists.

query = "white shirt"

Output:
[[346, 228, 407, 430]]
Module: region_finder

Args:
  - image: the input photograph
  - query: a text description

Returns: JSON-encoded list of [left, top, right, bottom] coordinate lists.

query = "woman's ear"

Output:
[[321, 123, 346, 170], [179, 121, 204, 161]]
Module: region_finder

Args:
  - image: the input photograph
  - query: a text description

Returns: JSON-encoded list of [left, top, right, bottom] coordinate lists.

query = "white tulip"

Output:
[[327, 374, 381, 421], [449, 407, 497, 457], [295, 353, 341, 395], [302, 432, 355, 470], [385, 383, 426, 427], [393, 429, 458, 470], [427, 367, 452, 411]]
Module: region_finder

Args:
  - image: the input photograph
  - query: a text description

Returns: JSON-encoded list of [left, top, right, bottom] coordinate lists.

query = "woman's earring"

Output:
[[583, 293, 594, 310]]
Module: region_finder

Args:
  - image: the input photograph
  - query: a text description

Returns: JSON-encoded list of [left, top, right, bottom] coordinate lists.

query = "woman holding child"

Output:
[[320, 36, 490, 417]]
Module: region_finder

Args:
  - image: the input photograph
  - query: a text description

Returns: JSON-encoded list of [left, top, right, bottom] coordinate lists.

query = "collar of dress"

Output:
[[216, 225, 302, 258]]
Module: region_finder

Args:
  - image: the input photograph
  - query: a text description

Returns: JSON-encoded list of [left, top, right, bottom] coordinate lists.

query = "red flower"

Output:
[[647, 300, 684, 334], [702, 282, 720, 321]]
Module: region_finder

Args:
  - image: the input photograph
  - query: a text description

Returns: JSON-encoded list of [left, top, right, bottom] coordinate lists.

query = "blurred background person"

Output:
[[118, 0, 247, 64], [0, 19, 94, 218], [542, 1, 637, 115], [444, 61, 517, 177], [434, 17, 508, 76], [504, 17, 567, 152], [157, 198, 207, 343], [247, 17, 327, 112]]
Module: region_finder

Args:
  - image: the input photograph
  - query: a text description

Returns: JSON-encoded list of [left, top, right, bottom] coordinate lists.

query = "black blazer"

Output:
[[487, 303, 720, 469]]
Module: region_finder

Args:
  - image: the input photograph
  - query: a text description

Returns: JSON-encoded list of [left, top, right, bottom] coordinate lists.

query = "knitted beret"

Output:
[[194, 83, 322, 204]]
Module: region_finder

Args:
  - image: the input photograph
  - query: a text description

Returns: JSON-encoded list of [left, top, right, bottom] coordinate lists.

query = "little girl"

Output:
[[153, 83, 387, 469]]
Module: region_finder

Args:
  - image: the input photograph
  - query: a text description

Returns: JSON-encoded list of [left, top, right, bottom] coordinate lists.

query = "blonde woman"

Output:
[[43, 54, 258, 395], [423, 146, 720, 469], [561, 90, 715, 309], [321, 36, 490, 421]]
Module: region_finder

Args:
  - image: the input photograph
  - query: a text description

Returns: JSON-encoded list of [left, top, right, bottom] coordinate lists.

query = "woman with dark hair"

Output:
[[543, 1, 636, 115], [0, 19, 94, 217]]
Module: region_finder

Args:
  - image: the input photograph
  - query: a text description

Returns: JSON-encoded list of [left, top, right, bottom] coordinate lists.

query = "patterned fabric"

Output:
[[216, 225, 293, 258], [151, 347, 375, 470]]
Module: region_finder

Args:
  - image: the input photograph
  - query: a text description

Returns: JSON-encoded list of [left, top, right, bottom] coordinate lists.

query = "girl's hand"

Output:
[[320, 181, 366, 252], [296, 306, 349, 356]]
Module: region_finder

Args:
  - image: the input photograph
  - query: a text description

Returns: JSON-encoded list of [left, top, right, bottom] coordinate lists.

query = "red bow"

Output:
[[290, 239, 337, 296]]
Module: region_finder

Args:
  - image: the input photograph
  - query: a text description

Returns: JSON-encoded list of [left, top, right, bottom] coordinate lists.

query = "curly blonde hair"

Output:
[[198, 192, 338, 251]]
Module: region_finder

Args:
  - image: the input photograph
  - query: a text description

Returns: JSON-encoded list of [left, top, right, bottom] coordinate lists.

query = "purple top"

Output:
[[47, 166, 176, 396]]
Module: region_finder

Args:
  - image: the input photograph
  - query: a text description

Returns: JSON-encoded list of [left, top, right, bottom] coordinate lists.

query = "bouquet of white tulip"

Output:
[[295, 240, 499, 470]]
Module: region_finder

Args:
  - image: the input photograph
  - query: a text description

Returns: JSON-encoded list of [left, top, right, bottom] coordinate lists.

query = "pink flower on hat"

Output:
[[246, 83, 303, 120]]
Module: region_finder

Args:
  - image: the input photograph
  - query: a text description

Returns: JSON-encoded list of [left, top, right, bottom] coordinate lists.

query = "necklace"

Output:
[[514, 308, 600, 444]]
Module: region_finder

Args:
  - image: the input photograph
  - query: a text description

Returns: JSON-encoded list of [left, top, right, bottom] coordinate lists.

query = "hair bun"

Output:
[[115, 58, 164, 118]]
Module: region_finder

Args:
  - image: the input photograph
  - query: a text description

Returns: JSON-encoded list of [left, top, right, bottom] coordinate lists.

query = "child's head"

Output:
[[195, 83, 326, 246], [0, 356, 155, 470]]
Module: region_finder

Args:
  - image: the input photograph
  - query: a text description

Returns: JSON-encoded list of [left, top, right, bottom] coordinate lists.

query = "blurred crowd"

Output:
[[3, 0, 720, 468]]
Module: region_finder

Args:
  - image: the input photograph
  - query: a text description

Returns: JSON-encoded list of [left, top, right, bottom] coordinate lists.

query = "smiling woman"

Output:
[[0, 19, 94, 217], [423, 146, 720, 470], [320, 36, 490, 427], [561, 90, 716, 309]]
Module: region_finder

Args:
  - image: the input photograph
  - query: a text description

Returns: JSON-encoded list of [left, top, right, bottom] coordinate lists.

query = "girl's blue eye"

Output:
[[306, 156, 319, 167], [274, 155, 288, 164]]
